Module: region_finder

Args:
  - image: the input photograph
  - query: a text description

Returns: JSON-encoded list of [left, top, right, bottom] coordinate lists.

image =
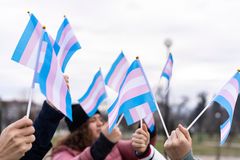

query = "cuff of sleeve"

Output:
[[136, 144, 154, 160], [182, 150, 195, 160], [90, 133, 115, 160]]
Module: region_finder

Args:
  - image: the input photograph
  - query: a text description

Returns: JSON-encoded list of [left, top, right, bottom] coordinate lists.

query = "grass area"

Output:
[[155, 134, 240, 156], [52, 131, 240, 156]]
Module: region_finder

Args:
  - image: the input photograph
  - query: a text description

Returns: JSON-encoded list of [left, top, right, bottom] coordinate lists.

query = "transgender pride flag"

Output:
[[213, 71, 240, 145], [108, 59, 157, 132], [38, 32, 72, 120], [79, 70, 107, 117], [55, 17, 81, 72], [144, 114, 155, 132], [12, 14, 43, 69], [105, 52, 129, 92], [160, 53, 173, 91]]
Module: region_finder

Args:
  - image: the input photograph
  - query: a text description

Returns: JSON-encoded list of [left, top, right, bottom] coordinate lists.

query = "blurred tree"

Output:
[[188, 92, 207, 143]]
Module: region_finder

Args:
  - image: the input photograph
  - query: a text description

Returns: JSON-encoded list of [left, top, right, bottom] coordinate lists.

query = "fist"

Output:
[[102, 123, 122, 143], [164, 124, 192, 160], [131, 124, 150, 153]]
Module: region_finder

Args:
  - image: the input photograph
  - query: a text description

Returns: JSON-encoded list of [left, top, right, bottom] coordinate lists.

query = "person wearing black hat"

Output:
[[52, 103, 157, 160]]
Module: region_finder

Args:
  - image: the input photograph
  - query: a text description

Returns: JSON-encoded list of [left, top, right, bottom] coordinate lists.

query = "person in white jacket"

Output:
[[132, 124, 197, 160]]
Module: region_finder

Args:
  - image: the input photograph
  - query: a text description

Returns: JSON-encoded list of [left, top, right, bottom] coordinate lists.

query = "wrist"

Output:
[[182, 150, 194, 160], [136, 144, 150, 158]]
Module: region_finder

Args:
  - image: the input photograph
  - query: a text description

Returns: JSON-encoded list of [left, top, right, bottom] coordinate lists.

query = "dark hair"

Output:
[[52, 120, 94, 154]]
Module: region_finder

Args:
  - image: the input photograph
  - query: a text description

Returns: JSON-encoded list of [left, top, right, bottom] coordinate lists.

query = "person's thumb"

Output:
[[142, 123, 148, 132], [178, 124, 191, 141]]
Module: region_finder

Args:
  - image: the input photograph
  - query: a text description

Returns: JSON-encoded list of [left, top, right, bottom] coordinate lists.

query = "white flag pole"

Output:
[[187, 102, 212, 130], [140, 119, 143, 128], [187, 70, 240, 130], [26, 21, 45, 118], [116, 114, 124, 127], [137, 57, 169, 138]]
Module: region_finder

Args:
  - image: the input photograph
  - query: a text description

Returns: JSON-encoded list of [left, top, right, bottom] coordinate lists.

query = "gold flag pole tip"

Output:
[[237, 68, 240, 72], [136, 56, 139, 60], [42, 26, 46, 29]]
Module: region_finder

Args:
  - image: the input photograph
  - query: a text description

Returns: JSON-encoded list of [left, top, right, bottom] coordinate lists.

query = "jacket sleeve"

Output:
[[90, 133, 116, 160], [182, 151, 197, 160], [137, 145, 166, 160], [116, 140, 138, 160], [21, 101, 64, 160]]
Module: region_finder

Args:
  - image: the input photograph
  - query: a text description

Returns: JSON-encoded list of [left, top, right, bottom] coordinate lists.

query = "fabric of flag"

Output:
[[38, 32, 72, 121], [78, 70, 107, 117], [55, 17, 81, 72], [213, 72, 240, 145], [105, 52, 129, 92], [144, 114, 155, 132], [160, 53, 173, 89], [11, 14, 43, 69], [107, 59, 157, 132]]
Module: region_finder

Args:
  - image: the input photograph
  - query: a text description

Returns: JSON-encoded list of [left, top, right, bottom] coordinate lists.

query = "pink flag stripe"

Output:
[[59, 80, 68, 115], [219, 90, 236, 107], [80, 76, 104, 107], [108, 103, 121, 126], [108, 79, 150, 126], [58, 24, 72, 45], [164, 62, 173, 74], [37, 42, 47, 72], [53, 69, 65, 109], [120, 76, 148, 96], [81, 84, 105, 110], [221, 120, 231, 142], [144, 114, 154, 127], [219, 79, 239, 107], [79, 70, 107, 116], [129, 103, 152, 122], [110, 77, 147, 117], [108, 58, 129, 91], [46, 52, 58, 102], [119, 85, 149, 106], [109, 69, 150, 123], [85, 88, 106, 113], [59, 36, 78, 67], [19, 22, 42, 67], [124, 68, 143, 82]]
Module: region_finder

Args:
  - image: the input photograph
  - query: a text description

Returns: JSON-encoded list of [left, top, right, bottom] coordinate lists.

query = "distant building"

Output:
[[0, 100, 41, 131]]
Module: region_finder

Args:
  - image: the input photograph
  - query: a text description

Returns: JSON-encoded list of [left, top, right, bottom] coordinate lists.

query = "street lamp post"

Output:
[[163, 38, 172, 130]]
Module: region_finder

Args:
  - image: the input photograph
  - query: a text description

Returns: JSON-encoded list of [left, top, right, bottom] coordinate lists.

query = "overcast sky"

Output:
[[0, 0, 240, 108]]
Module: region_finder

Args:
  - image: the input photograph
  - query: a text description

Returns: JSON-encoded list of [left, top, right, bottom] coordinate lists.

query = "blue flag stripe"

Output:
[[61, 42, 81, 72], [12, 14, 39, 62], [105, 52, 125, 84], [55, 18, 69, 43], [78, 70, 102, 102]]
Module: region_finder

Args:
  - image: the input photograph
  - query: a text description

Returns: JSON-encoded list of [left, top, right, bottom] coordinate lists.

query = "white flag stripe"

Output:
[[221, 120, 231, 142], [52, 68, 64, 108], [81, 83, 105, 110], [222, 83, 238, 99], [26, 38, 41, 68], [57, 31, 74, 58], [111, 60, 129, 90]]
